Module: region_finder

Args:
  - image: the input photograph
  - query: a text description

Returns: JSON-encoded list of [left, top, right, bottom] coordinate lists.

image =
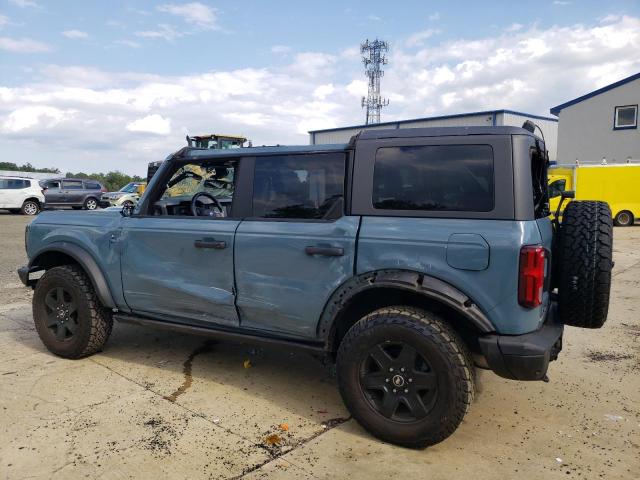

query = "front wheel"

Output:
[[84, 197, 98, 210], [336, 307, 475, 448], [33, 265, 113, 359]]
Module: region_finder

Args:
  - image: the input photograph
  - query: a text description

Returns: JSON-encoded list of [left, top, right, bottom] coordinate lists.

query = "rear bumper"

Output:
[[478, 303, 563, 381]]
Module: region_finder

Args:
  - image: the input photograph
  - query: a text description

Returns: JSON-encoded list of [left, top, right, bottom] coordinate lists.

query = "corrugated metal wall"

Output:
[[398, 113, 494, 129]]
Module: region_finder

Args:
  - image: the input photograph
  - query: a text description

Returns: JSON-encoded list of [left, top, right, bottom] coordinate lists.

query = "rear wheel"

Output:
[[33, 265, 113, 358], [614, 210, 634, 227], [557, 201, 613, 328], [21, 199, 40, 215], [337, 307, 475, 448], [84, 197, 98, 210]]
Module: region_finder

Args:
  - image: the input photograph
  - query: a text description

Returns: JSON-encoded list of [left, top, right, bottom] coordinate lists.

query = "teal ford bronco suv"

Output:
[[18, 126, 613, 448]]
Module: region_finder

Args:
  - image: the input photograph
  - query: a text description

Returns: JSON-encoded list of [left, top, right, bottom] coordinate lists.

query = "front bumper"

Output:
[[478, 303, 563, 381], [17, 265, 38, 288]]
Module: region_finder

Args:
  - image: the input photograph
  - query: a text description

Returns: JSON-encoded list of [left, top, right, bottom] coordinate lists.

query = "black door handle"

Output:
[[305, 246, 344, 257], [194, 239, 227, 249]]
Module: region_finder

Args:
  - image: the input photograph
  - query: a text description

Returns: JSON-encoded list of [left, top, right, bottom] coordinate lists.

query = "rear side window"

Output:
[[63, 180, 83, 190], [0, 179, 29, 189], [372, 145, 494, 212], [252, 153, 345, 219], [84, 181, 101, 189]]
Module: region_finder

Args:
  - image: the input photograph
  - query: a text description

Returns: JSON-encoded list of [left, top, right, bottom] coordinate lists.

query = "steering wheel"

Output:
[[190, 192, 224, 217]]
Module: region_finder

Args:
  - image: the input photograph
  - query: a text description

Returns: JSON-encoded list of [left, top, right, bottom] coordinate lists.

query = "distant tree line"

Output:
[[64, 171, 145, 192], [0, 162, 60, 174], [0, 161, 144, 192]]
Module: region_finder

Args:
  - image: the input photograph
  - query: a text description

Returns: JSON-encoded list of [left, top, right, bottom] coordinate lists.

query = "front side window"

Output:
[[150, 160, 237, 217], [252, 154, 345, 220], [614, 105, 637, 129], [63, 180, 83, 190], [372, 145, 494, 212]]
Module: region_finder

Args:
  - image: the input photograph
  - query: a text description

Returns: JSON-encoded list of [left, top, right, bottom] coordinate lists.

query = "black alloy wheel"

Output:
[[359, 341, 437, 422]]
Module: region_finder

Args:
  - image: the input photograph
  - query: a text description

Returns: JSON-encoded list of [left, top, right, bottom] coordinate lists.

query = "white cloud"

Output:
[[271, 45, 292, 54], [0, 15, 9, 29], [313, 84, 335, 100], [3, 106, 74, 132], [126, 114, 172, 135], [406, 29, 438, 47], [62, 30, 88, 39], [506, 23, 523, 32], [1, 16, 639, 174], [8, 0, 40, 8], [429, 12, 440, 21], [553, 1, 572, 5], [157, 2, 218, 29], [135, 24, 181, 41], [114, 39, 141, 48], [0, 36, 50, 53]]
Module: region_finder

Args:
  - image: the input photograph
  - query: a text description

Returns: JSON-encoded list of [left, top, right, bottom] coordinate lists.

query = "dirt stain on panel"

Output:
[[164, 340, 214, 402]]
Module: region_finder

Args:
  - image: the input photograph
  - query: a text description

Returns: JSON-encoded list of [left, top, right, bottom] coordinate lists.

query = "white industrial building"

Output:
[[551, 72, 640, 164], [309, 109, 559, 161]]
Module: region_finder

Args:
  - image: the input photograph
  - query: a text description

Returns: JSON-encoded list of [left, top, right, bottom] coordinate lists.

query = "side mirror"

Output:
[[121, 204, 134, 217]]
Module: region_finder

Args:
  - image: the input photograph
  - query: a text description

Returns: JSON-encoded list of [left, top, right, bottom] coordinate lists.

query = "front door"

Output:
[[120, 158, 242, 327], [234, 152, 358, 339], [43, 180, 64, 205]]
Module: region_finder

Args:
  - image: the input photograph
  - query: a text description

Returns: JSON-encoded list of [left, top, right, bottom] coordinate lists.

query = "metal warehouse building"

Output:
[[309, 109, 559, 161]]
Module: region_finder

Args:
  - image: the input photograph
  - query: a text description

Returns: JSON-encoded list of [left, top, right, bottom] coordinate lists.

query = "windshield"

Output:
[[119, 183, 138, 193]]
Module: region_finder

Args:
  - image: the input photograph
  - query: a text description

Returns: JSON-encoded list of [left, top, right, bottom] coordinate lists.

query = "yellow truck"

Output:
[[549, 164, 640, 226]]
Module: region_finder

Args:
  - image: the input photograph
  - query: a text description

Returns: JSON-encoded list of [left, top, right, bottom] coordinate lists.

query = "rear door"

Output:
[[234, 152, 358, 339], [61, 179, 84, 205]]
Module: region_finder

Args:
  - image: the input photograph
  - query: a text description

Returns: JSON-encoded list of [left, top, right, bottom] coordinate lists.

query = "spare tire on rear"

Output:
[[556, 200, 613, 328]]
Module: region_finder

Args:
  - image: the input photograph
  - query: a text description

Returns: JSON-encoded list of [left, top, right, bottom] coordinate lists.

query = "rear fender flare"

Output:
[[316, 269, 495, 342]]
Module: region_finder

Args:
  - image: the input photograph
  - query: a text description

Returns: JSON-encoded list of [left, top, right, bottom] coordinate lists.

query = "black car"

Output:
[[40, 178, 106, 210]]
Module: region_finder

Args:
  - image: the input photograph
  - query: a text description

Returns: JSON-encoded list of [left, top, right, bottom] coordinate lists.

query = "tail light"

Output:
[[518, 246, 546, 308]]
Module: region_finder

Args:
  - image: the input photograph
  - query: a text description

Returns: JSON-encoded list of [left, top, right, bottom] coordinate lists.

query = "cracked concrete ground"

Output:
[[1, 213, 639, 479]]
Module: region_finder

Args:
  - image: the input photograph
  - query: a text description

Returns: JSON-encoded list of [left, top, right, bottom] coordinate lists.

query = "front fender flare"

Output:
[[316, 269, 495, 342], [29, 242, 116, 309]]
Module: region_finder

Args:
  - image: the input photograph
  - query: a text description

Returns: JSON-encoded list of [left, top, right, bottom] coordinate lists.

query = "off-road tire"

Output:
[[613, 210, 634, 227], [83, 197, 98, 210], [33, 265, 113, 358], [336, 306, 475, 448], [557, 201, 613, 328], [21, 199, 40, 215]]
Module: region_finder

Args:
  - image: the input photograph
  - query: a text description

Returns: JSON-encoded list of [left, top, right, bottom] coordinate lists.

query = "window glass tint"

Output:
[[0, 179, 28, 189], [252, 154, 345, 219], [373, 145, 494, 212], [162, 165, 235, 200], [43, 180, 60, 189], [84, 181, 101, 189], [615, 106, 637, 127], [63, 180, 83, 189]]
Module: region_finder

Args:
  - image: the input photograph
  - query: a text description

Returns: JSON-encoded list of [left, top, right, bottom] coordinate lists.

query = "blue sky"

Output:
[[1, 0, 639, 174]]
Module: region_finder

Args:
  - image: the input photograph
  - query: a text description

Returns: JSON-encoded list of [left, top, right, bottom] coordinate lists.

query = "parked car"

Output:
[[18, 126, 613, 448], [99, 182, 146, 208], [0, 176, 45, 215], [40, 178, 106, 210]]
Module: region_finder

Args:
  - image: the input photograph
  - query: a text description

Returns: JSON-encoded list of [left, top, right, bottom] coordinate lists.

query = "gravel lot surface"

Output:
[[0, 212, 638, 479]]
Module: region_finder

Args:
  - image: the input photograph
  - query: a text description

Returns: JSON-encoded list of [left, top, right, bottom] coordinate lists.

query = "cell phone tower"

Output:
[[361, 38, 389, 125]]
